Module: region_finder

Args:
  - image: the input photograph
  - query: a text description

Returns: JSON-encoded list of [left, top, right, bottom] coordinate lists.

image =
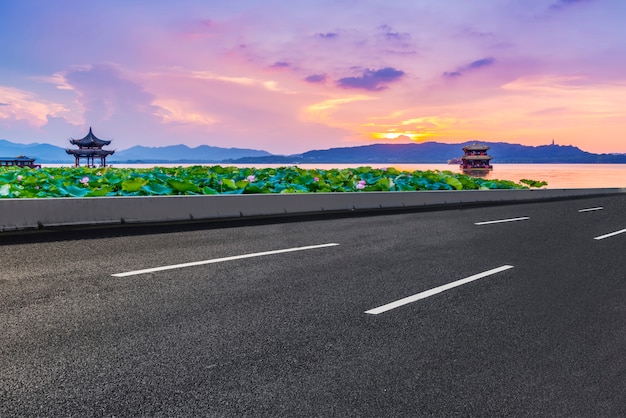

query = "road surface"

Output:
[[1, 194, 625, 416]]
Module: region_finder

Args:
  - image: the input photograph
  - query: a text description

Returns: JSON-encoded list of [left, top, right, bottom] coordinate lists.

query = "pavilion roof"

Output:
[[0, 156, 37, 162], [69, 127, 112, 147], [462, 142, 490, 151]]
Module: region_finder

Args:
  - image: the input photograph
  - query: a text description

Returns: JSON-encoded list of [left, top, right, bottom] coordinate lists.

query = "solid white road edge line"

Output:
[[579, 207, 604, 212], [475, 217, 529, 225], [365, 265, 514, 315], [112, 243, 340, 277], [594, 229, 626, 240]]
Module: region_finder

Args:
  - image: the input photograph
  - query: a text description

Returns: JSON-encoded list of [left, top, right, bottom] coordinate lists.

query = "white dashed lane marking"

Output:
[[365, 265, 514, 315], [474, 217, 529, 226], [594, 229, 626, 241], [579, 207, 604, 212], [112, 243, 340, 277]]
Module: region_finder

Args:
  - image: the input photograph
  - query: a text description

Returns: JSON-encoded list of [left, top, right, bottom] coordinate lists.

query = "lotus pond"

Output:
[[0, 165, 547, 198]]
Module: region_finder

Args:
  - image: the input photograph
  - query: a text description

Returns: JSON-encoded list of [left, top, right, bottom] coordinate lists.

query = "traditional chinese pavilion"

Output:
[[66, 127, 115, 167], [460, 142, 493, 173]]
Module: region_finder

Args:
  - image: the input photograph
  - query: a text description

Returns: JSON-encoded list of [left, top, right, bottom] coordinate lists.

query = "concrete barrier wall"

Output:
[[1, 188, 625, 232]]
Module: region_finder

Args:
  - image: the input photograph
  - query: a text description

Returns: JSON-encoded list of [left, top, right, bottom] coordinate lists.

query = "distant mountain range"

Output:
[[0, 139, 70, 163], [0, 139, 271, 164], [236, 141, 626, 164], [1, 138, 625, 164], [110, 144, 271, 163]]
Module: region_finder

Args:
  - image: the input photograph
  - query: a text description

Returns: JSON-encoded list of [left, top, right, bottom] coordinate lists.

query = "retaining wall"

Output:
[[1, 188, 625, 232]]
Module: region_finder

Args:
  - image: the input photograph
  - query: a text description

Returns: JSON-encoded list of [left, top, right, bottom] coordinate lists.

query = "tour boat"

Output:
[[460, 143, 493, 174]]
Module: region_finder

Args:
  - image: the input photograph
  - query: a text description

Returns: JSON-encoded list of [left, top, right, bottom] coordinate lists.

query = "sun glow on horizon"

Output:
[[370, 131, 430, 142]]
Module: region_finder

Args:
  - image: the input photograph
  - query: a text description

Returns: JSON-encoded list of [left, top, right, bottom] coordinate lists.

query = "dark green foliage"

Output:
[[0, 166, 545, 198]]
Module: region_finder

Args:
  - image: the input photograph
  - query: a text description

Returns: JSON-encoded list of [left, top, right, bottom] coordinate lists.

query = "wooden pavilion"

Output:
[[0, 155, 40, 168], [66, 127, 115, 167]]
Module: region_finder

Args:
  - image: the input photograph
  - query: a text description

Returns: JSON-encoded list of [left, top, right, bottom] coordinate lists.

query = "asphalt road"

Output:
[[1, 195, 625, 417]]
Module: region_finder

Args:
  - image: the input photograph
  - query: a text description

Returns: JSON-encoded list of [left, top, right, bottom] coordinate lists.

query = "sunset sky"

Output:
[[1, 0, 625, 154]]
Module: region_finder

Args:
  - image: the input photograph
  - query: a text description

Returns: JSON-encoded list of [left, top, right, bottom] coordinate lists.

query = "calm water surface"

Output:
[[45, 163, 626, 189]]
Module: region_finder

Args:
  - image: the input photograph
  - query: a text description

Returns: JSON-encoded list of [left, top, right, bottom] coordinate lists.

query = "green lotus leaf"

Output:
[[294, 175, 315, 185], [0, 172, 18, 182], [479, 181, 498, 189], [59, 185, 90, 197], [86, 187, 114, 197], [445, 176, 463, 190], [220, 178, 236, 190], [223, 189, 245, 194], [202, 186, 219, 195], [167, 179, 200, 193], [0, 165, 540, 197], [142, 183, 173, 195], [456, 175, 478, 189], [243, 184, 264, 194], [520, 179, 548, 188], [21, 176, 39, 186], [121, 178, 148, 192], [235, 180, 250, 189]]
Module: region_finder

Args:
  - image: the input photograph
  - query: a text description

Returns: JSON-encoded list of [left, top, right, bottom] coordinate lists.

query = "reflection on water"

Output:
[[42, 163, 626, 189], [469, 164, 626, 189], [291, 163, 626, 189]]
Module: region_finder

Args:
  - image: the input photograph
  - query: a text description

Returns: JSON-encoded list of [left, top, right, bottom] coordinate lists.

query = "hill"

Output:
[[109, 144, 271, 163], [228, 141, 626, 164], [0, 140, 271, 163], [2, 138, 625, 164], [0, 139, 72, 163]]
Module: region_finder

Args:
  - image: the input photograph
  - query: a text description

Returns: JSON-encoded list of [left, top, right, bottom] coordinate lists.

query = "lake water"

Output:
[[42, 163, 626, 189]]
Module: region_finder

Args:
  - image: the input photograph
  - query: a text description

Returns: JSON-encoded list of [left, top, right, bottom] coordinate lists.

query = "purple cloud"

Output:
[[443, 57, 496, 78], [468, 57, 496, 69], [316, 32, 338, 39], [378, 24, 411, 42], [270, 61, 290, 69], [337, 67, 405, 91], [305, 74, 327, 83], [550, 0, 592, 10]]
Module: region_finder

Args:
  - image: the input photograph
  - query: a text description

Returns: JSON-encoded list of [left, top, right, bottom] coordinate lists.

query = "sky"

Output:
[[1, 0, 626, 154]]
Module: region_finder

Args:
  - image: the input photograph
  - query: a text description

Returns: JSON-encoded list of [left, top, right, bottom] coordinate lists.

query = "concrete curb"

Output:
[[1, 188, 625, 232]]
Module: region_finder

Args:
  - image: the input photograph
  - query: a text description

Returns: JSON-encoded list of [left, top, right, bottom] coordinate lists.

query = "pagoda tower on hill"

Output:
[[66, 127, 115, 167]]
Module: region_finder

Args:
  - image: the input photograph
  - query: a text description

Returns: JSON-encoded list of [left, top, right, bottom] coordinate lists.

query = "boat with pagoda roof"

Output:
[[460, 142, 493, 174]]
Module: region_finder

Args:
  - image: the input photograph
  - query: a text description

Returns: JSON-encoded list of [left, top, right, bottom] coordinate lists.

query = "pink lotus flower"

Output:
[[246, 175, 256, 182], [313, 177, 319, 182], [80, 176, 89, 184], [16, 175, 22, 181]]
